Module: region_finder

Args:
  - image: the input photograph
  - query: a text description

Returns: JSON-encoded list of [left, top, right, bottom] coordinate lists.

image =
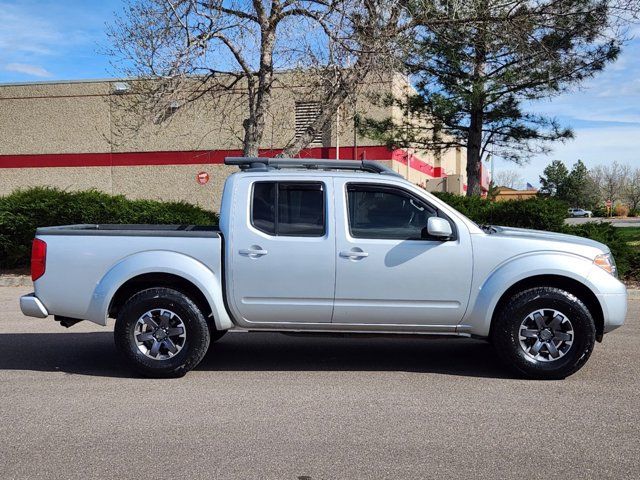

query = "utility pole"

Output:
[[353, 98, 358, 160], [405, 73, 410, 181], [336, 106, 340, 160]]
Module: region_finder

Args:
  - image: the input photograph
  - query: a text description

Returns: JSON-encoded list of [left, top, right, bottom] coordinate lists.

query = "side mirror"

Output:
[[425, 217, 453, 240]]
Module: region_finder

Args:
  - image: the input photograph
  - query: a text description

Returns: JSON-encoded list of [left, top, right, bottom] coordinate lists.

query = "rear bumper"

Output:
[[20, 293, 49, 318]]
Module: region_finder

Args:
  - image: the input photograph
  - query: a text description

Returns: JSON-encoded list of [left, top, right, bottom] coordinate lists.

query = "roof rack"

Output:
[[224, 157, 403, 177]]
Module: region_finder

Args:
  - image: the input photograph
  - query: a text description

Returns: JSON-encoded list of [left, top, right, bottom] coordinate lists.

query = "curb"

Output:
[[0, 275, 32, 287], [1, 274, 639, 299]]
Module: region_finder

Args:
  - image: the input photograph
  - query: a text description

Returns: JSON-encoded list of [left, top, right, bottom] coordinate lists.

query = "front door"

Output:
[[332, 179, 472, 326], [229, 178, 335, 324]]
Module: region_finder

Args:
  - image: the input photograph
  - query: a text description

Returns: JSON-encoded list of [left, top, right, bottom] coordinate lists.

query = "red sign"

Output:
[[606, 199, 612, 207], [196, 171, 210, 185]]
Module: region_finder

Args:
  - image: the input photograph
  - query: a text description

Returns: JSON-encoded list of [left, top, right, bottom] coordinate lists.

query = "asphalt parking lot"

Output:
[[1, 286, 639, 479]]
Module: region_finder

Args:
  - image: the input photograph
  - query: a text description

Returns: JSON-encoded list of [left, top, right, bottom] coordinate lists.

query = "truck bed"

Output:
[[36, 224, 220, 237], [33, 225, 223, 324]]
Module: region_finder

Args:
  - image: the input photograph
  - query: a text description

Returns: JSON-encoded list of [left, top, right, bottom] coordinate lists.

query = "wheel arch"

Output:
[[85, 250, 233, 330], [489, 275, 604, 341], [109, 273, 212, 323], [460, 252, 604, 339]]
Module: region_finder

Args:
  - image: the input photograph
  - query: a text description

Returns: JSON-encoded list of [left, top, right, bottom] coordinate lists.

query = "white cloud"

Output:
[[0, 1, 110, 81], [4, 63, 52, 78], [0, 3, 63, 55]]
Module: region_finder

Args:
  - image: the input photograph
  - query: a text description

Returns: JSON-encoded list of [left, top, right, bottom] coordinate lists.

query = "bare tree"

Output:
[[624, 167, 640, 212], [591, 161, 630, 204], [492, 169, 524, 189], [107, 0, 408, 158], [279, 0, 407, 157], [107, 0, 342, 156]]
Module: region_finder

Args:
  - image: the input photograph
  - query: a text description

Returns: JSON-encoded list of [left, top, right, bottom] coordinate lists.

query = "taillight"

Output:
[[31, 238, 47, 281]]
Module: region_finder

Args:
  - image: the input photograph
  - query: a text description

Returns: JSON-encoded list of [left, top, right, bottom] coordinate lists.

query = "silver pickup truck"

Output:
[[20, 157, 627, 379]]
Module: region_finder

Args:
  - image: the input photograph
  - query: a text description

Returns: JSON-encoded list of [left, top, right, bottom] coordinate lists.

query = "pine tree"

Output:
[[563, 160, 600, 208], [539, 160, 569, 197], [362, 0, 628, 195]]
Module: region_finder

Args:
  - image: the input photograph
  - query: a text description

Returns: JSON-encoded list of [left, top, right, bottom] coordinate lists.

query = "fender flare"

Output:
[[85, 250, 233, 330], [460, 252, 599, 337]]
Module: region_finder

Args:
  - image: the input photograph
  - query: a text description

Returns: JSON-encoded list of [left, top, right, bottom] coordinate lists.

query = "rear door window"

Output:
[[252, 181, 325, 237]]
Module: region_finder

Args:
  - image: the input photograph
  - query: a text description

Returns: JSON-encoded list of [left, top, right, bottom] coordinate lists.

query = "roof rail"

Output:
[[224, 157, 403, 177]]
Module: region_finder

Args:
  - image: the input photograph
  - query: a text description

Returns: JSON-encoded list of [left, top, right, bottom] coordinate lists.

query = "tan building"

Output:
[[0, 73, 474, 211], [494, 186, 538, 201]]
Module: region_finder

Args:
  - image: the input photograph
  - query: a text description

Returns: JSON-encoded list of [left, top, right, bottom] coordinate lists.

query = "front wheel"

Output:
[[491, 287, 596, 379], [114, 287, 210, 378]]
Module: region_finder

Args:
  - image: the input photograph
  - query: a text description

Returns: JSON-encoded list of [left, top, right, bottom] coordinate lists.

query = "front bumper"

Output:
[[586, 263, 628, 335], [598, 291, 628, 334], [20, 293, 49, 318]]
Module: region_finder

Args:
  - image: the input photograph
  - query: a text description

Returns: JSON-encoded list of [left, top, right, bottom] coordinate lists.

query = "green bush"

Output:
[[432, 192, 567, 231], [0, 187, 218, 269], [592, 205, 608, 218]]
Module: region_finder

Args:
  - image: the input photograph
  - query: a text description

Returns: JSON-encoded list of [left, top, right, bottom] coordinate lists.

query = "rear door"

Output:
[[332, 178, 473, 327], [228, 176, 336, 324]]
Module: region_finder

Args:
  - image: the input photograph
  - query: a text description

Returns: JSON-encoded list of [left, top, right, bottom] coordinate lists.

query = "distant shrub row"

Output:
[[0, 187, 218, 269], [431, 192, 567, 231]]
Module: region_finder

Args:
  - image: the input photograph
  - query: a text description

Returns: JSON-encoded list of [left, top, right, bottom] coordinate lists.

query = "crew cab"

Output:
[[20, 157, 627, 379]]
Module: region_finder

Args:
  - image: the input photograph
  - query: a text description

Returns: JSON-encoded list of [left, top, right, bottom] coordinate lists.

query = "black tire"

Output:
[[491, 287, 596, 380], [114, 287, 210, 378]]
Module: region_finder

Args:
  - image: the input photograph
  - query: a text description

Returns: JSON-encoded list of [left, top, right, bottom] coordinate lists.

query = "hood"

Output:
[[491, 226, 609, 253]]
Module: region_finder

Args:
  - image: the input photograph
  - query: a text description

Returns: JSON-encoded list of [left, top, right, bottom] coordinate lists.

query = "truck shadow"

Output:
[[202, 333, 514, 378], [0, 331, 515, 379]]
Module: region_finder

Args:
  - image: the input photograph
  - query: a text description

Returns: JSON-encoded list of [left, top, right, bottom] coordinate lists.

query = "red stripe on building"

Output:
[[0, 146, 448, 178], [389, 150, 445, 178]]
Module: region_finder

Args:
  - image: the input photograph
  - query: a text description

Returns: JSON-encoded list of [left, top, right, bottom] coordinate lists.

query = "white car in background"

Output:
[[568, 208, 593, 218]]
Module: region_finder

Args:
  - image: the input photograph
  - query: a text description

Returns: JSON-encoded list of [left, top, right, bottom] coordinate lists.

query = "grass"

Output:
[[617, 227, 640, 248]]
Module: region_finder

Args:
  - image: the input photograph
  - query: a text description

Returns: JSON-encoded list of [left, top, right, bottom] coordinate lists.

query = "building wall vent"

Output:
[[295, 101, 323, 145]]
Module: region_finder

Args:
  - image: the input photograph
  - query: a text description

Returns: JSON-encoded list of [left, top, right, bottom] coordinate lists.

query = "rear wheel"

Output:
[[114, 287, 210, 378], [491, 287, 596, 379]]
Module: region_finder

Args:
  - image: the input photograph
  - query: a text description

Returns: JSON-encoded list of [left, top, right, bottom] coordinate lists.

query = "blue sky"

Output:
[[0, 1, 119, 80], [493, 31, 640, 186], [0, 0, 638, 185]]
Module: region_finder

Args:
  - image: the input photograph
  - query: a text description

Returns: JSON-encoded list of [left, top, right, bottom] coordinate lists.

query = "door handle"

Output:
[[239, 247, 268, 257], [340, 250, 369, 259]]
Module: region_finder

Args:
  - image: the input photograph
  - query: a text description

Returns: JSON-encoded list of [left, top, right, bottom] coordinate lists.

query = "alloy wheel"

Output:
[[134, 308, 187, 360], [518, 309, 574, 362]]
